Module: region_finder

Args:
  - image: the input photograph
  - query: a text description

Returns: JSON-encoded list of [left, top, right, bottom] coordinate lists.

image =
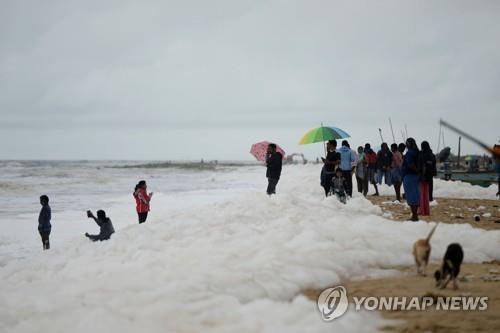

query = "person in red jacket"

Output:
[[133, 180, 153, 224], [364, 143, 379, 196]]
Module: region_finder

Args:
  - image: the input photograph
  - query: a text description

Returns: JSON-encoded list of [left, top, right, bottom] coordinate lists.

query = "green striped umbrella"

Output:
[[299, 126, 350, 145]]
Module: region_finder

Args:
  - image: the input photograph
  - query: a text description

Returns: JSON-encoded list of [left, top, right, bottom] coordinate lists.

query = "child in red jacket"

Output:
[[133, 180, 153, 224]]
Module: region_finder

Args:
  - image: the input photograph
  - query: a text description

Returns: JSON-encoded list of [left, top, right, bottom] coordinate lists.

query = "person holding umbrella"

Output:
[[321, 140, 340, 197], [266, 143, 283, 195], [298, 125, 350, 196]]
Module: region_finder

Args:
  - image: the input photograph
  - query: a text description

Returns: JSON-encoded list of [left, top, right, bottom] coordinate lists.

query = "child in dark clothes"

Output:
[[331, 168, 347, 204]]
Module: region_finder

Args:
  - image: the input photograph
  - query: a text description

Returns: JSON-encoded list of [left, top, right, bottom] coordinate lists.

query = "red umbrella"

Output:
[[250, 141, 286, 162]]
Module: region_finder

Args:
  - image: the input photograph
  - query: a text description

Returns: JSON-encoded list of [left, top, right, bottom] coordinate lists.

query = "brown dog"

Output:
[[412, 223, 439, 276]]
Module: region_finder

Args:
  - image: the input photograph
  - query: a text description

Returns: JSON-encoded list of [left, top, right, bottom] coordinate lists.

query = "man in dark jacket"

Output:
[[376, 143, 393, 186], [85, 210, 115, 241], [38, 195, 52, 250], [266, 143, 283, 195], [420, 141, 437, 201], [321, 140, 341, 197]]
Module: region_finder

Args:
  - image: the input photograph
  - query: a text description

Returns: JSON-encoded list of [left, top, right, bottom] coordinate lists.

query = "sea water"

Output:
[[0, 160, 261, 261]]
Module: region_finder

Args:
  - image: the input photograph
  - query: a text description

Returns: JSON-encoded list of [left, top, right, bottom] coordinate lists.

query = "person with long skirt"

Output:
[[418, 141, 437, 216], [402, 138, 420, 221]]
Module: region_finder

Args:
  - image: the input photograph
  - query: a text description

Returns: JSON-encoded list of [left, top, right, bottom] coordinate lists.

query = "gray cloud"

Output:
[[1, 0, 499, 159]]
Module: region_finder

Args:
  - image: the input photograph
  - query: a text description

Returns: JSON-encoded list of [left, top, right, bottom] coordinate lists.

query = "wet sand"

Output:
[[303, 196, 500, 332], [369, 195, 500, 231], [304, 262, 500, 332]]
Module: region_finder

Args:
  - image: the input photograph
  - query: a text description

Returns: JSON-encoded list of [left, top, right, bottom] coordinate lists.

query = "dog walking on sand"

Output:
[[412, 223, 439, 276]]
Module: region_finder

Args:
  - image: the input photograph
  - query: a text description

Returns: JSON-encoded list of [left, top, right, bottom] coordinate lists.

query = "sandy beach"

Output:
[[305, 195, 500, 332], [370, 195, 500, 230]]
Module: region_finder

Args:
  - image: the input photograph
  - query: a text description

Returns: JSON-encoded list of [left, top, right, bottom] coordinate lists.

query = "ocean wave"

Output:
[[110, 161, 258, 170]]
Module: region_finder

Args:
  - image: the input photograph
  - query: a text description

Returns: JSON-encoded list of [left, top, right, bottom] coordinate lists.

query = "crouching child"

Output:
[[85, 210, 115, 242], [331, 168, 347, 204]]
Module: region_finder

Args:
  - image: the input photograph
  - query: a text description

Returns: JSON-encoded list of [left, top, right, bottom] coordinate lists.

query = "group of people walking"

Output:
[[265, 137, 437, 222], [37, 180, 154, 250]]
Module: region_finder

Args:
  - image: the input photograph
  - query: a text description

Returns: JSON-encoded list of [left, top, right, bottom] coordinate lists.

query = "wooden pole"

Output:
[[378, 128, 384, 143], [436, 122, 442, 153], [389, 118, 396, 143]]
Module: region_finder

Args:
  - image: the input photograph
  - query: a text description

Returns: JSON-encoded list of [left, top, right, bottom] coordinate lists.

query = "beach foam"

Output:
[[1, 164, 499, 332]]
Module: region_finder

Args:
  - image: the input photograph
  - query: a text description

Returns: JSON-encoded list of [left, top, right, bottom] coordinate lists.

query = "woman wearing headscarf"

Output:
[[402, 138, 420, 221], [418, 141, 437, 215]]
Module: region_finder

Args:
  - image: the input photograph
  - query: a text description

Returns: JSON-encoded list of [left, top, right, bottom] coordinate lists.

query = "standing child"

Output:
[[134, 180, 153, 224], [38, 195, 51, 250]]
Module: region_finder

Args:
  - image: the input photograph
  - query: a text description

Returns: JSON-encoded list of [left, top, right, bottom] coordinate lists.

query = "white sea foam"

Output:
[[0, 163, 499, 332]]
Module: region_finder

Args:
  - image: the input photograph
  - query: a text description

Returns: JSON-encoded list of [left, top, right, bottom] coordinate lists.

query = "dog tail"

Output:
[[425, 223, 439, 244]]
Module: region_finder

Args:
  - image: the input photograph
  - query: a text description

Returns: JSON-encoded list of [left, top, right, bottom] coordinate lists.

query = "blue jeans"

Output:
[[377, 169, 392, 186]]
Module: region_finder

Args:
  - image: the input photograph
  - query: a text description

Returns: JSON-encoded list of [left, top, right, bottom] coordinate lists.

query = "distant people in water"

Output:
[[85, 210, 115, 241], [265, 143, 283, 195], [321, 140, 340, 197], [38, 195, 51, 250], [134, 180, 153, 223], [338, 140, 357, 197], [402, 138, 421, 221]]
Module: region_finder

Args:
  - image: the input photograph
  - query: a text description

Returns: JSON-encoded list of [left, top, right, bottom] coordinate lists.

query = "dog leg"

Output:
[[441, 275, 451, 289], [452, 276, 459, 290]]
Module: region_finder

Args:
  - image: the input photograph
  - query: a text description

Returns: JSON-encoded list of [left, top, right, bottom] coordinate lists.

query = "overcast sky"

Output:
[[1, 0, 499, 160]]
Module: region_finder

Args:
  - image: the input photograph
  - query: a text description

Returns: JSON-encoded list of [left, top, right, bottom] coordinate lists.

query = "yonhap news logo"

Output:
[[317, 285, 489, 321], [317, 286, 349, 321]]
